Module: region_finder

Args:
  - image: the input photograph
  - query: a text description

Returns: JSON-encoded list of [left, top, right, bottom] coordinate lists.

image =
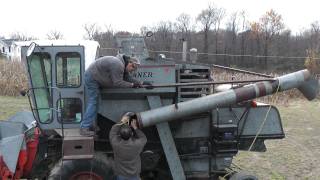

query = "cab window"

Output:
[[56, 52, 81, 87], [58, 98, 82, 123]]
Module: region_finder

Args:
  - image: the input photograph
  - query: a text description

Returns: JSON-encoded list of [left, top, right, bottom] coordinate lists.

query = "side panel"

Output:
[[99, 64, 176, 122], [212, 105, 284, 139]]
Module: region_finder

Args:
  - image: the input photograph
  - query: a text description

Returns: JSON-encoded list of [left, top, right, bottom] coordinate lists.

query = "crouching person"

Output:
[[109, 112, 147, 180]]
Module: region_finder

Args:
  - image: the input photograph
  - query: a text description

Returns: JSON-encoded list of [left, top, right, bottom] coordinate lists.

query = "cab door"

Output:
[[51, 46, 85, 129]]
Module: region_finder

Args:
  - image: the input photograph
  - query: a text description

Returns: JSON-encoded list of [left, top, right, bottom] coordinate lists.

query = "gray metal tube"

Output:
[[182, 40, 187, 62], [137, 69, 319, 128]]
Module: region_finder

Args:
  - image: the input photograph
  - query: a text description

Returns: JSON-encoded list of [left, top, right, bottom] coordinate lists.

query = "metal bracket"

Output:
[[147, 96, 186, 180]]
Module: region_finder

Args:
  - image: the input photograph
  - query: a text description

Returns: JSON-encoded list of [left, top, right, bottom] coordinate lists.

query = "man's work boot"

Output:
[[89, 125, 100, 132], [79, 128, 95, 137]]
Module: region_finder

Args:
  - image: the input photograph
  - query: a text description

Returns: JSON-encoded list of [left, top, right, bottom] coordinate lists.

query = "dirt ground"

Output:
[[1, 96, 319, 179]]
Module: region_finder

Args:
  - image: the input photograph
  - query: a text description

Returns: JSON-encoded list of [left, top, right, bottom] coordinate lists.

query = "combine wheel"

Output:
[[48, 153, 114, 180], [229, 171, 258, 180]]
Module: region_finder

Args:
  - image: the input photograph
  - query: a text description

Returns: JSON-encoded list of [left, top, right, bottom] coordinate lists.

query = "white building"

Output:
[[0, 39, 10, 61]]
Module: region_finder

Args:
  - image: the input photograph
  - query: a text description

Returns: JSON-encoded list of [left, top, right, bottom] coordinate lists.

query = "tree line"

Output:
[[86, 6, 320, 72], [2, 4, 320, 72]]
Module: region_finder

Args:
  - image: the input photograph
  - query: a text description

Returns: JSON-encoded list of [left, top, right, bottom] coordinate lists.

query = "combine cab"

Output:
[[0, 36, 318, 180]]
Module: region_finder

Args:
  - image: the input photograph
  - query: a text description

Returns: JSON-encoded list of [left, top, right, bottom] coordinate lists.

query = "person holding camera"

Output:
[[109, 112, 147, 180]]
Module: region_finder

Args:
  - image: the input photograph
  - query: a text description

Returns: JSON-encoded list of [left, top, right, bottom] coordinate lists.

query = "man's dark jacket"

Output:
[[109, 124, 147, 177], [87, 54, 139, 88]]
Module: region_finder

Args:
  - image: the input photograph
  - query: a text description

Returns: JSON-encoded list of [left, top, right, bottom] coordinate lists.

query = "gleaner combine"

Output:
[[0, 34, 319, 180]]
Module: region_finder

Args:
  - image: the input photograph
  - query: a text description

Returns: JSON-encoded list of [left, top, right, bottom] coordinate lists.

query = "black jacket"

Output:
[[87, 55, 139, 88], [109, 124, 147, 177]]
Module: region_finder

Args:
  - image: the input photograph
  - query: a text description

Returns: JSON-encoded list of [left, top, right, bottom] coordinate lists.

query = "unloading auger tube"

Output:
[[137, 69, 319, 128]]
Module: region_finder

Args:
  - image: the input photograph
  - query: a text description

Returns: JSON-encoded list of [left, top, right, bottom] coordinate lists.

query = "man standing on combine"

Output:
[[80, 54, 148, 136], [109, 112, 147, 180]]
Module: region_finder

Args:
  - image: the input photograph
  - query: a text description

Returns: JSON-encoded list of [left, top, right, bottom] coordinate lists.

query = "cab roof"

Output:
[[14, 40, 100, 69]]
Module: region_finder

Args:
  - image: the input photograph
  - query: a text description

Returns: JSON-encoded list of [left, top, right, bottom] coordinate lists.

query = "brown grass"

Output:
[[305, 49, 320, 74], [0, 60, 28, 96], [234, 99, 320, 179]]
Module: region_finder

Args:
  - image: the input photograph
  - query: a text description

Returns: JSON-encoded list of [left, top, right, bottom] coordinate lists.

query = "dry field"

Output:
[[234, 99, 320, 180], [0, 96, 30, 120]]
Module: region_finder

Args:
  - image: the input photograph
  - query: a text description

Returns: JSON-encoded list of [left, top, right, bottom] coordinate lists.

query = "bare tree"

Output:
[[226, 12, 239, 36], [196, 4, 215, 60], [260, 9, 284, 66], [140, 26, 150, 36], [225, 12, 240, 64], [91, 25, 116, 55], [83, 23, 101, 40], [47, 30, 64, 40], [250, 22, 263, 55], [310, 21, 320, 51], [239, 11, 249, 58], [154, 21, 175, 51], [196, 3, 224, 61], [213, 7, 225, 54], [176, 13, 192, 36], [248, 10, 284, 67], [10, 32, 37, 41], [175, 13, 192, 51]]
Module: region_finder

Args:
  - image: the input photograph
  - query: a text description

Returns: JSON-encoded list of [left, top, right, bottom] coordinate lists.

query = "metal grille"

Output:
[[177, 67, 211, 102]]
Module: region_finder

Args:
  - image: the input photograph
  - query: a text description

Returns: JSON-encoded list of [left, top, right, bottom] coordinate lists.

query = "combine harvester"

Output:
[[0, 35, 319, 180]]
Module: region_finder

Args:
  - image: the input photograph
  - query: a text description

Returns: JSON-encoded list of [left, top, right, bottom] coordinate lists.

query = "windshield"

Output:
[[117, 37, 149, 60], [27, 53, 52, 123]]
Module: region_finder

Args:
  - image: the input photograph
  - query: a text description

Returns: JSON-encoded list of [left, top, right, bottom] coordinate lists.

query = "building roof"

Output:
[[1, 39, 17, 46], [0, 39, 8, 47]]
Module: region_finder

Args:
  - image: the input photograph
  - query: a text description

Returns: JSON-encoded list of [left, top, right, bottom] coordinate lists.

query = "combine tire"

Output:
[[48, 153, 114, 180], [229, 171, 258, 180]]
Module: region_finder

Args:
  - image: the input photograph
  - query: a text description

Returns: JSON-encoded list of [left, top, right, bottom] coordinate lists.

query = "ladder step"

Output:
[[61, 129, 94, 160]]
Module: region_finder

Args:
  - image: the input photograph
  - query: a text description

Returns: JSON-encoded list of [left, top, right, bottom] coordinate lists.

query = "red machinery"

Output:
[[0, 112, 39, 180]]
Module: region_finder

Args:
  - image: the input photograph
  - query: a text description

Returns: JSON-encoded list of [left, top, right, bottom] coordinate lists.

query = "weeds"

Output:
[[305, 49, 320, 74], [0, 60, 28, 96], [271, 171, 286, 180]]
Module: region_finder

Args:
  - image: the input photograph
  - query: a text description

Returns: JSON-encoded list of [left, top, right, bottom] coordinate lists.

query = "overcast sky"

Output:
[[1, 0, 319, 40]]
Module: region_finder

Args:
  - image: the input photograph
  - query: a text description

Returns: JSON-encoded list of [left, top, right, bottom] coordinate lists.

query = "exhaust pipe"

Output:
[[137, 69, 319, 128]]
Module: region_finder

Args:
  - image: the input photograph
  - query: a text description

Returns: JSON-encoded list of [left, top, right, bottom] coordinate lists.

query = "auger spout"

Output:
[[137, 69, 319, 128]]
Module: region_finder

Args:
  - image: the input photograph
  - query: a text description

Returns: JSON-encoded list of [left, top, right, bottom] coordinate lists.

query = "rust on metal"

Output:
[[256, 82, 267, 97], [234, 85, 256, 103]]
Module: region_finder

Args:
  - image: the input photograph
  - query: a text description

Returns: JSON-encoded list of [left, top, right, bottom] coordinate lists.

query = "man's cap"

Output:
[[123, 112, 136, 119], [129, 56, 140, 65]]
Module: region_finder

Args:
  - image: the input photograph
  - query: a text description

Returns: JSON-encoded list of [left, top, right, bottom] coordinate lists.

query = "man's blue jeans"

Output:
[[81, 71, 99, 128], [116, 175, 139, 180]]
